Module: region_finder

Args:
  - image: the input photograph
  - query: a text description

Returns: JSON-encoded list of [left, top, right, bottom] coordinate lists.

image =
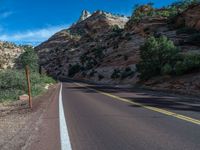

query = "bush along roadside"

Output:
[[111, 67, 135, 80], [137, 36, 200, 80], [0, 45, 56, 103]]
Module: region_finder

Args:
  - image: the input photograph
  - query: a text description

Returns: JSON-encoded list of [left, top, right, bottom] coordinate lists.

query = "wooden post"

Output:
[[25, 65, 32, 109]]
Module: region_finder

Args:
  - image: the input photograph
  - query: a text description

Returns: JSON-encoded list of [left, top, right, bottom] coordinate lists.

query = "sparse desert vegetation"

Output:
[[0, 45, 55, 102]]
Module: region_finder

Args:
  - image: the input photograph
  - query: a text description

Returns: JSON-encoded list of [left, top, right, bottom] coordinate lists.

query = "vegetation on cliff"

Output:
[[137, 36, 200, 80], [137, 36, 179, 80], [35, 0, 200, 96], [131, 0, 199, 21]]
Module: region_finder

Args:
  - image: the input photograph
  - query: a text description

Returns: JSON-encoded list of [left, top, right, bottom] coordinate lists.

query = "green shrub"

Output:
[[80, 49, 103, 70], [124, 33, 132, 41], [40, 75, 56, 84], [0, 70, 25, 90], [129, 1, 199, 25], [30, 72, 55, 96], [121, 67, 135, 79], [167, 0, 199, 19], [0, 89, 24, 102], [98, 74, 104, 80], [137, 36, 200, 79], [89, 69, 97, 77], [0, 70, 55, 102], [31, 84, 44, 97], [111, 69, 121, 79], [170, 0, 199, 10], [175, 53, 200, 75], [0, 70, 26, 102], [137, 36, 179, 80], [20, 45, 39, 71], [156, 10, 171, 17], [85, 58, 98, 70], [112, 25, 123, 34], [183, 53, 200, 70], [80, 51, 90, 65], [161, 64, 173, 75], [0, 44, 55, 102], [92, 48, 105, 60], [131, 4, 154, 23], [174, 61, 186, 75]]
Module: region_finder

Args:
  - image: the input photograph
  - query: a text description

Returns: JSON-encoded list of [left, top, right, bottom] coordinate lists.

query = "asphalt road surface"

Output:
[[32, 81, 200, 150], [59, 81, 200, 150]]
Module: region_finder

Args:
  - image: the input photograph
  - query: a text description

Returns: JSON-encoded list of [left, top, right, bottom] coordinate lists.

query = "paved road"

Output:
[[60, 81, 200, 150]]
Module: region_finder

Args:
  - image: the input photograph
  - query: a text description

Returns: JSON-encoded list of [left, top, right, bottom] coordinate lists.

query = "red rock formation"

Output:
[[176, 4, 200, 30]]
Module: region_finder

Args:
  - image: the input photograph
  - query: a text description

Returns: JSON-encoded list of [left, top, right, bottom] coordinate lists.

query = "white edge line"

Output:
[[59, 83, 72, 150]]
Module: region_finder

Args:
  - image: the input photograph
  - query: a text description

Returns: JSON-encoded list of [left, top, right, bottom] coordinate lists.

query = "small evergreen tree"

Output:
[[20, 45, 39, 71]]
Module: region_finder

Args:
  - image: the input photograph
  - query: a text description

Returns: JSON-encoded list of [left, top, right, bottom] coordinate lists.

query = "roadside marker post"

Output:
[[25, 65, 32, 109]]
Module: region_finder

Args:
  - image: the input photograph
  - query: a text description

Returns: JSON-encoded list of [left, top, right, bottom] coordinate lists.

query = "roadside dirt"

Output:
[[0, 83, 59, 150], [143, 72, 200, 97]]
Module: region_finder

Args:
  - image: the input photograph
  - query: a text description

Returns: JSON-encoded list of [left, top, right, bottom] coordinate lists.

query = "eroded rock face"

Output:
[[70, 10, 129, 36], [176, 4, 200, 30], [78, 10, 91, 22], [35, 6, 200, 86], [35, 11, 130, 80], [126, 16, 167, 36], [0, 42, 23, 69]]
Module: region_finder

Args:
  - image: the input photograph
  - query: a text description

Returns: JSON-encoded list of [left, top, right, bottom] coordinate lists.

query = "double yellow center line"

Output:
[[75, 82, 200, 125]]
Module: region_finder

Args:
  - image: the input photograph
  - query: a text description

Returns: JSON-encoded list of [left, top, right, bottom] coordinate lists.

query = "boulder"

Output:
[[19, 94, 29, 101]]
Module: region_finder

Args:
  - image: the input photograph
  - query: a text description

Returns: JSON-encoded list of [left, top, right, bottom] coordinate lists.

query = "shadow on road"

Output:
[[63, 82, 200, 113]]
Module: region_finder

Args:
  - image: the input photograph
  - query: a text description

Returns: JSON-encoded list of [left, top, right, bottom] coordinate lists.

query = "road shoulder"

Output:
[[0, 83, 60, 150]]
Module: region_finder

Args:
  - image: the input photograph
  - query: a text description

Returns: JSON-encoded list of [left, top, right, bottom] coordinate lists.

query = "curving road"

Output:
[[61, 81, 200, 150], [30, 81, 200, 150]]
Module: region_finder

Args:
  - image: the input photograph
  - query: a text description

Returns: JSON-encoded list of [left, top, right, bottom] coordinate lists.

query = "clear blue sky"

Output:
[[0, 0, 176, 46]]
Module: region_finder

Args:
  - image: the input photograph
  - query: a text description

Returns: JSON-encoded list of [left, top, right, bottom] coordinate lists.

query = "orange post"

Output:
[[25, 65, 32, 109]]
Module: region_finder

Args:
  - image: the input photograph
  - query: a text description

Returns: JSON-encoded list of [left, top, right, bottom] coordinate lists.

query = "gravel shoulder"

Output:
[[0, 83, 59, 150]]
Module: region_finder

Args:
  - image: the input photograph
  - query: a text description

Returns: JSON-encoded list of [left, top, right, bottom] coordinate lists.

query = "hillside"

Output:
[[35, 10, 132, 81], [35, 3, 200, 95]]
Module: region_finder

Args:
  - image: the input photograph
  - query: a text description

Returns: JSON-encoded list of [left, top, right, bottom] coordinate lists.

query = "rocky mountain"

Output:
[[78, 10, 91, 22], [35, 10, 130, 82], [0, 41, 23, 69], [35, 4, 200, 94]]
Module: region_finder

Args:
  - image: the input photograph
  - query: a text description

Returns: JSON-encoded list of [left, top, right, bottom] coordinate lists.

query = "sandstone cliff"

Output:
[[175, 4, 200, 31], [35, 5, 200, 94], [78, 10, 91, 23], [35, 10, 132, 83], [0, 42, 23, 69]]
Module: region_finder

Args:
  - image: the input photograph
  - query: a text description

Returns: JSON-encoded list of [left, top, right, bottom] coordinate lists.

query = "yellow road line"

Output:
[[75, 82, 200, 125]]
